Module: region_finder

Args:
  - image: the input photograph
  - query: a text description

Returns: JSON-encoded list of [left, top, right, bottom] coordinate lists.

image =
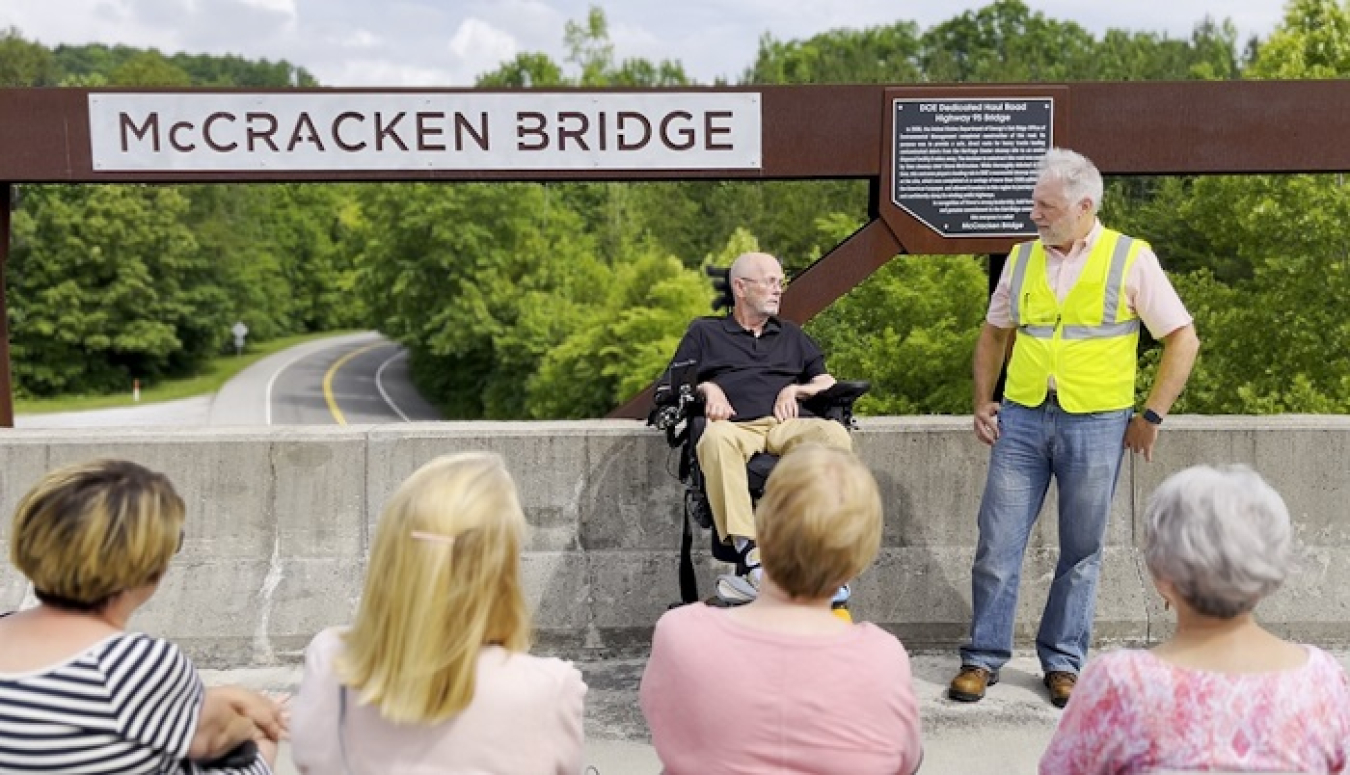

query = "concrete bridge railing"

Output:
[[2, 416, 1348, 667]]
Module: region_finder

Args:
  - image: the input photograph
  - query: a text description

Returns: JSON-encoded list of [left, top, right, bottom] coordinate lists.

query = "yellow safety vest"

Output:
[[1003, 228, 1145, 413]]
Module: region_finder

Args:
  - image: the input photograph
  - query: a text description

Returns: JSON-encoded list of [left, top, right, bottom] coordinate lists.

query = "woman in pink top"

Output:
[[640, 445, 923, 775], [1041, 464, 1350, 774], [290, 452, 587, 775]]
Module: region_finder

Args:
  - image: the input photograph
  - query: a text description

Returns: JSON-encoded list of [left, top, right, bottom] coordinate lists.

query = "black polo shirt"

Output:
[[661, 315, 828, 421]]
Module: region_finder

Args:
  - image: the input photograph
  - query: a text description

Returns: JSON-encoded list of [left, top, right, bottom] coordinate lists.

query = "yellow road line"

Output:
[[323, 342, 386, 425]]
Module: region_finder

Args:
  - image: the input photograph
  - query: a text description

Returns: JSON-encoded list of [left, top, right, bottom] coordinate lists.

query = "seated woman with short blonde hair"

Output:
[[640, 444, 922, 775], [290, 452, 586, 774], [0, 459, 284, 774], [1040, 464, 1350, 774]]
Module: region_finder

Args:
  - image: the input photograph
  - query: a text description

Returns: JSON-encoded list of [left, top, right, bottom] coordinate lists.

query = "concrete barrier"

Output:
[[2, 416, 1348, 667]]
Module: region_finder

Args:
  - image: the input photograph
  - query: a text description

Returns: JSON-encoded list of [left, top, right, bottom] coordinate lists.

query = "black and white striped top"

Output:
[[0, 629, 271, 774]]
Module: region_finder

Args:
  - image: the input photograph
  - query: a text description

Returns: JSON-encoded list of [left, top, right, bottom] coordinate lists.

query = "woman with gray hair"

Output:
[[1040, 464, 1349, 774]]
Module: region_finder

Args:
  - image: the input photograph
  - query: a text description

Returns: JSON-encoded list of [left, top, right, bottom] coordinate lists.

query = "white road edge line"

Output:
[[264, 349, 321, 426], [374, 349, 412, 422]]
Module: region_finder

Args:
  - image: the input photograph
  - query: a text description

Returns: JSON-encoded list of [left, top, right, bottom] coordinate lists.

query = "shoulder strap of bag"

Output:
[[338, 686, 356, 775]]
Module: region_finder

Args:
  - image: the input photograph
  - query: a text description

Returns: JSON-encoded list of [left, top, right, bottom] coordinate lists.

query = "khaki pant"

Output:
[[696, 416, 852, 541]]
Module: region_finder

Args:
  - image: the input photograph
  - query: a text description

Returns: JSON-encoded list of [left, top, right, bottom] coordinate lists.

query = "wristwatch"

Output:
[[1141, 408, 1164, 425]]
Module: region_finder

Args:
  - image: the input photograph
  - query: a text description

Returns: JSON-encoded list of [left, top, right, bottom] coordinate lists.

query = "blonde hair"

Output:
[[754, 445, 883, 599], [10, 458, 184, 611], [338, 452, 531, 724]]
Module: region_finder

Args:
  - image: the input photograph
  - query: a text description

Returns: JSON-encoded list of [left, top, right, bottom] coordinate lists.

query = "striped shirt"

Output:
[[0, 629, 271, 774]]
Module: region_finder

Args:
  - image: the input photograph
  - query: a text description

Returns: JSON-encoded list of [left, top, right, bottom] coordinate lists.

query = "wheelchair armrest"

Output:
[[805, 379, 870, 409], [803, 379, 870, 427], [649, 358, 702, 432], [649, 383, 703, 449]]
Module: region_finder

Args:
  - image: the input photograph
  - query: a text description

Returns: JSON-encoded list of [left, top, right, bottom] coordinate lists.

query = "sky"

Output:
[[0, 1, 1292, 87]]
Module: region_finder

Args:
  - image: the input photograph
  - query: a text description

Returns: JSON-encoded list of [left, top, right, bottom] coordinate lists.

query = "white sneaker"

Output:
[[832, 584, 852, 606], [715, 573, 759, 605]]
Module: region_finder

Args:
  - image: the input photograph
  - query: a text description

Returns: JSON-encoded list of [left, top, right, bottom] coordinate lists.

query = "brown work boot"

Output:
[[1044, 671, 1077, 708], [948, 665, 998, 702]]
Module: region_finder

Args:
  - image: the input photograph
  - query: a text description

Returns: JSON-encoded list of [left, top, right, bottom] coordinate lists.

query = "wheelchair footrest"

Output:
[[704, 594, 751, 609]]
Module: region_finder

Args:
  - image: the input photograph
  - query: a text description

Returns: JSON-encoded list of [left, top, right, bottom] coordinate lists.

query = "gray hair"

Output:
[[1038, 148, 1103, 216], [1144, 464, 1293, 619]]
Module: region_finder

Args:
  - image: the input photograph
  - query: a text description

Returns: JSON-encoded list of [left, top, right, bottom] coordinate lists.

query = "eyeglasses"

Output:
[[739, 276, 787, 291]]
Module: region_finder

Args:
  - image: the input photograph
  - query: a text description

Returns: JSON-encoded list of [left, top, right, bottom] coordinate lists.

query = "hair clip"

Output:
[[410, 530, 456, 546]]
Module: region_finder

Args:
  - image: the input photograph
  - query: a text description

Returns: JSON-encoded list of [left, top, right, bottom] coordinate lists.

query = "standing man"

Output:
[[949, 148, 1200, 708], [658, 252, 852, 605]]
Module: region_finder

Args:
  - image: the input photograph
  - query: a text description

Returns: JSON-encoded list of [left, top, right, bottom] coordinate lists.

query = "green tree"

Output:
[[9, 185, 230, 395], [745, 23, 923, 85], [1246, 0, 1350, 79], [356, 182, 600, 418], [475, 52, 566, 88], [0, 28, 58, 86], [1121, 0, 1350, 413], [560, 6, 689, 86], [804, 218, 988, 414], [108, 51, 193, 86], [527, 248, 708, 417], [919, 0, 1098, 83]]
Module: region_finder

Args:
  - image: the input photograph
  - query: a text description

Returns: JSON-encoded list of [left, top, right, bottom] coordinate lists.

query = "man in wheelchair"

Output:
[[652, 251, 865, 607]]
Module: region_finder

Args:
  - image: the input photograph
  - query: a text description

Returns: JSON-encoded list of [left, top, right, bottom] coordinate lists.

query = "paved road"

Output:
[[262, 335, 442, 425], [16, 331, 443, 428], [209, 646, 1350, 775]]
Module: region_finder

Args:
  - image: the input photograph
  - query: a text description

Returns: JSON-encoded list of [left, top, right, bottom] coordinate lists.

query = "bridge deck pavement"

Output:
[[204, 648, 1350, 775]]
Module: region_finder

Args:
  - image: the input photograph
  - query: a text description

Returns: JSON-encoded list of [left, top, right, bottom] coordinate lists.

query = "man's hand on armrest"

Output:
[[792, 374, 837, 402], [775, 375, 836, 421], [699, 381, 736, 422]]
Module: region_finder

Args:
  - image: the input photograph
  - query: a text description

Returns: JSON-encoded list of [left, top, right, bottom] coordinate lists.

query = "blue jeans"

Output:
[[959, 397, 1130, 675]]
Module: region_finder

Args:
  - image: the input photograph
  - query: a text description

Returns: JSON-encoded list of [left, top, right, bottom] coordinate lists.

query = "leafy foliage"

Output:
[[4, 3, 1349, 418], [0, 29, 354, 397], [805, 218, 989, 414], [10, 185, 226, 395]]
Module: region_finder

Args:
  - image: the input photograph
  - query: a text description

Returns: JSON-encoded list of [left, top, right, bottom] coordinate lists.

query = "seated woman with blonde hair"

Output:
[[1040, 464, 1350, 774], [0, 458, 286, 773], [290, 452, 587, 775], [640, 444, 922, 775]]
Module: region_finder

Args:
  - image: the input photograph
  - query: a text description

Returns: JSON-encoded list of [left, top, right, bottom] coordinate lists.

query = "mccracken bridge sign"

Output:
[[89, 93, 763, 172], [3, 81, 1350, 422]]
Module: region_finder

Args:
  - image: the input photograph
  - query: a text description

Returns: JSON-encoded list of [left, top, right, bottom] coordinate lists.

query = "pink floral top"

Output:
[[1040, 646, 1350, 775]]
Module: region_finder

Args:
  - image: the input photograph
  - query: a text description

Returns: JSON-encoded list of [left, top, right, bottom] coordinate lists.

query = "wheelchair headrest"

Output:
[[706, 265, 733, 312]]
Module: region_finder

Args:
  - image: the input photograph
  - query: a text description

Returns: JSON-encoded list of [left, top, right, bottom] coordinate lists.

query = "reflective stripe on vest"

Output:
[[1004, 229, 1144, 413]]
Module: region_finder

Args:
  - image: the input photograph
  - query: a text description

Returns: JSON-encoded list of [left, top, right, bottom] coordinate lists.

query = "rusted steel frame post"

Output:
[[0, 183, 14, 427], [776, 218, 903, 324]]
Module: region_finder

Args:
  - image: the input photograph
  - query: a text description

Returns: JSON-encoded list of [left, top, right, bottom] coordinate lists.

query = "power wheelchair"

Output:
[[649, 267, 870, 606]]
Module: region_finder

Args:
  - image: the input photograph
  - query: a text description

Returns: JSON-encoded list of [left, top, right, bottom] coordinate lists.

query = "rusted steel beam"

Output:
[[777, 218, 904, 323], [6, 82, 1350, 182], [1068, 80, 1350, 174]]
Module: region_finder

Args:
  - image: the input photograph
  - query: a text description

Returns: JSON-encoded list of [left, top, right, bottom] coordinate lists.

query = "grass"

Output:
[[15, 330, 361, 415]]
